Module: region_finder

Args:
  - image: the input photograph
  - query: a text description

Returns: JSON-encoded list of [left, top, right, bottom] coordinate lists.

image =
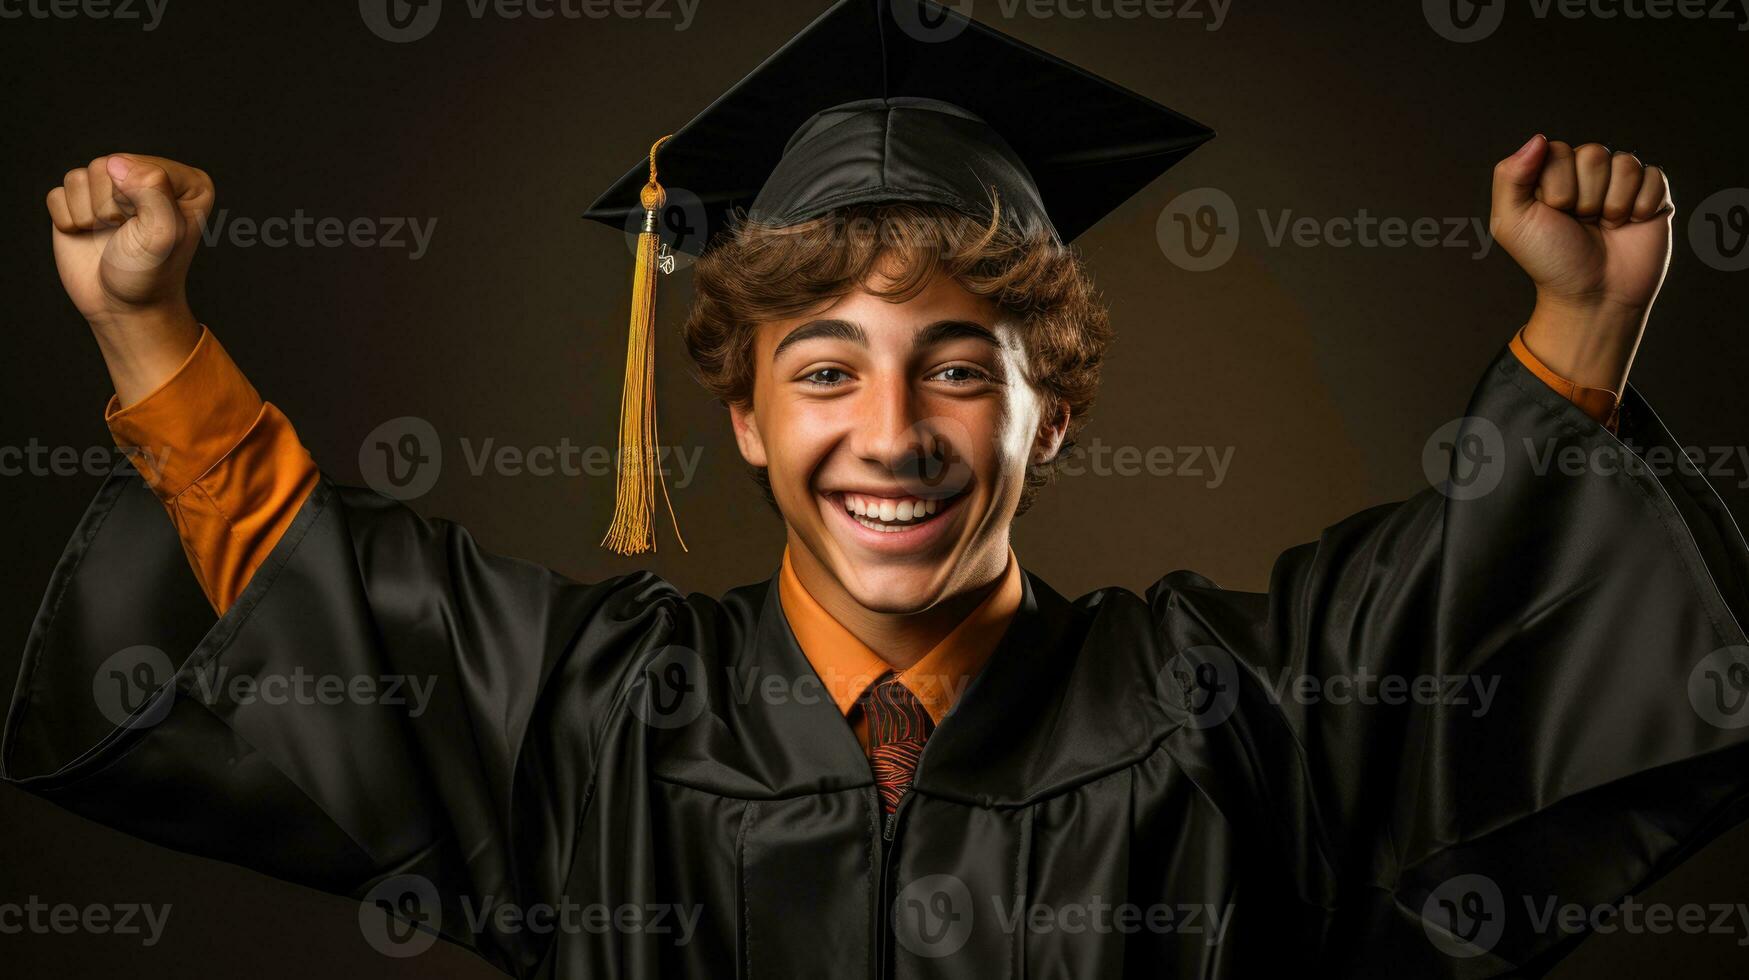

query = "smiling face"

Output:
[[729, 267, 1067, 615]]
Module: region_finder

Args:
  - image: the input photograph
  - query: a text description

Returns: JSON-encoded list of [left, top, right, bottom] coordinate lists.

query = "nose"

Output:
[[847, 372, 927, 472], [843, 374, 972, 498]]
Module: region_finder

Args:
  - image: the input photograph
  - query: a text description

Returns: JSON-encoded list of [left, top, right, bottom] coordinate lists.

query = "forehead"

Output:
[[758, 273, 1008, 357]]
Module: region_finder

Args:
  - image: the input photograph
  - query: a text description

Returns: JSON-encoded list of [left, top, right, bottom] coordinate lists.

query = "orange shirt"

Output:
[[777, 546, 1023, 749], [106, 325, 1621, 727]]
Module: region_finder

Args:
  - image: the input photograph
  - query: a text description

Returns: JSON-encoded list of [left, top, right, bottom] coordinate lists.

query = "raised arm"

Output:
[[47, 154, 317, 613]]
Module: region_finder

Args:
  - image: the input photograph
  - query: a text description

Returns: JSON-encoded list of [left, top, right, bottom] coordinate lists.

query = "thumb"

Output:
[[1491, 134, 1549, 222], [107, 155, 184, 265]]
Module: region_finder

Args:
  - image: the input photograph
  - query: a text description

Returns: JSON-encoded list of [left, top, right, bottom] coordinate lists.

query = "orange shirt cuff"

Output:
[[1508, 326, 1622, 433], [104, 326, 266, 498], [101, 326, 318, 615]]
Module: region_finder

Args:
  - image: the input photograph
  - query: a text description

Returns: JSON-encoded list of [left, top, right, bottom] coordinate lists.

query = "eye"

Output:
[[803, 367, 849, 387], [930, 365, 991, 385]]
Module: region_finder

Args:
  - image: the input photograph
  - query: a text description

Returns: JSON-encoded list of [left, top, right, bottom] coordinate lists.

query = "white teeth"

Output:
[[835, 491, 953, 529]]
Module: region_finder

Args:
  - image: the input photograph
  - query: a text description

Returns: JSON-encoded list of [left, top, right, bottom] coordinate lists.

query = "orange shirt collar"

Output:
[[778, 547, 1023, 724]]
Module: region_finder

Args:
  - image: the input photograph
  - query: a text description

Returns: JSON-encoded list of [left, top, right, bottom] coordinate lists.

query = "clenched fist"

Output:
[[1491, 135, 1673, 392], [46, 154, 211, 405]]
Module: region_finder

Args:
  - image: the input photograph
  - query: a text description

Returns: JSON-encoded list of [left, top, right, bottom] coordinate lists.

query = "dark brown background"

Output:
[[3, 0, 1748, 975]]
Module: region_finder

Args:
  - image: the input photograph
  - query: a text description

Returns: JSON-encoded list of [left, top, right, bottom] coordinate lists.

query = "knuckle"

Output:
[[63, 168, 85, 185]]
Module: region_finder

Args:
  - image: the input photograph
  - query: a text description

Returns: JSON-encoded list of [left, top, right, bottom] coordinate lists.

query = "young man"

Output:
[[8, 2, 1749, 977]]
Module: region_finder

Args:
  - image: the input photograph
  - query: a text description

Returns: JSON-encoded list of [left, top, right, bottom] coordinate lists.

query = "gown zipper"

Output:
[[875, 791, 914, 980]]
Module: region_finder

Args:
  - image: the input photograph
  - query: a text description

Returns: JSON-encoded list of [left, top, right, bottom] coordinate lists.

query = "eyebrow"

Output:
[[771, 318, 1000, 361], [772, 319, 866, 360]]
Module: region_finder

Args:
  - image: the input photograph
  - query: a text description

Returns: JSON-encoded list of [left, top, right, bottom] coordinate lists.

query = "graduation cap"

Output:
[[584, 0, 1213, 555]]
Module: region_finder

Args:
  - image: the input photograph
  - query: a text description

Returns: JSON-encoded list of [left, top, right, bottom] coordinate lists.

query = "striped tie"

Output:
[[860, 672, 935, 814]]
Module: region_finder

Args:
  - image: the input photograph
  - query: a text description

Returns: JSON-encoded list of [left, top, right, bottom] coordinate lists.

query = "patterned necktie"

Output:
[[859, 672, 936, 814]]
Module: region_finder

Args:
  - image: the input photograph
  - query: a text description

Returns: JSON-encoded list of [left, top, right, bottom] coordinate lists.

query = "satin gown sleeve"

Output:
[[0, 341, 696, 976], [1152, 339, 1749, 975]]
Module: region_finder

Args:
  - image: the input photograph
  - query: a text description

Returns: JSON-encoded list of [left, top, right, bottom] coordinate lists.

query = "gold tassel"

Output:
[[601, 136, 687, 556]]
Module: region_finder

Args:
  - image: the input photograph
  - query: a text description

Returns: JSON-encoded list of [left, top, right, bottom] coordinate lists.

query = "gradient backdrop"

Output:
[[2, 0, 1748, 975]]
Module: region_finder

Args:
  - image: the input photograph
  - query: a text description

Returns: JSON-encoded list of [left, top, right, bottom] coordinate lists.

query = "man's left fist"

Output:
[[1491, 134, 1674, 317]]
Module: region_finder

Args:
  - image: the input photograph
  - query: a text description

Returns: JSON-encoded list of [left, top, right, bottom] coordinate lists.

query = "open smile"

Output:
[[821, 489, 967, 549]]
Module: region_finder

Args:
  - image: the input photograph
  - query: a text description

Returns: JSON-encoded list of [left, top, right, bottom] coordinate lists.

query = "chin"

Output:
[[835, 567, 952, 615]]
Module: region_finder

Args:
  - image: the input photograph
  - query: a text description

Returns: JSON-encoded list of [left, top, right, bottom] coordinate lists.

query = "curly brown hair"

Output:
[[681, 202, 1112, 512]]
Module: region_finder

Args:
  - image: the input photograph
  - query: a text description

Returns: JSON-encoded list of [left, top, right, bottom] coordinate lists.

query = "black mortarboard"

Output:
[[586, 0, 1213, 554]]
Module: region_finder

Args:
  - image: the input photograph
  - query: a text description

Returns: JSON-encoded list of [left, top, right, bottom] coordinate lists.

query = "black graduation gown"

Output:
[[6, 345, 1749, 979]]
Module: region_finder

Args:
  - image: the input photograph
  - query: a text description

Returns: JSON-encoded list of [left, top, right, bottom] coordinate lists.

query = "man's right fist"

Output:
[[45, 154, 212, 328]]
